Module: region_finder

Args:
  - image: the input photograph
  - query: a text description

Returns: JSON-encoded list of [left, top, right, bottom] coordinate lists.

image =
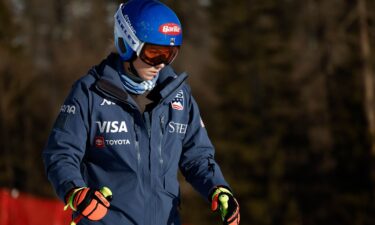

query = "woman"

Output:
[[43, 1, 240, 225]]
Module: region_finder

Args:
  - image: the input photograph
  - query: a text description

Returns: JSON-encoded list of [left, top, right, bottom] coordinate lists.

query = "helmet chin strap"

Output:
[[125, 59, 143, 83], [129, 61, 139, 76]]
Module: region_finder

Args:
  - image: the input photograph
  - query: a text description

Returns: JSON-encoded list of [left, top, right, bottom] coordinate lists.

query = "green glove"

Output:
[[211, 187, 240, 225]]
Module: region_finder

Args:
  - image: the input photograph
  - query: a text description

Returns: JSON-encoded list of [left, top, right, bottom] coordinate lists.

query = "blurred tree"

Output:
[[206, 0, 375, 224], [358, 0, 375, 202], [358, 0, 375, 157], [0, 0, 117, 197]]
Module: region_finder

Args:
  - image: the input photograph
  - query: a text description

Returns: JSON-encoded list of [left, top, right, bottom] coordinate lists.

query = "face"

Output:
[[130, 57, 165, 81]]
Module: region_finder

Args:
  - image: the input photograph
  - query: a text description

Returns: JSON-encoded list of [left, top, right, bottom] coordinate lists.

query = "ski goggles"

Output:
[[138, 43, 180, 66]]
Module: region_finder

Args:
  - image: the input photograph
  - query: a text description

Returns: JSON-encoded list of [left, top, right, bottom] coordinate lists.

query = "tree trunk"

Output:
[[358, 0, 375, 154], [358, 0, 375, 201]]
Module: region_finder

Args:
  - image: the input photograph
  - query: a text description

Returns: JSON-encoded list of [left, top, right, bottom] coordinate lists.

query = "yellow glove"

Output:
[[211, 187, 240, 225]]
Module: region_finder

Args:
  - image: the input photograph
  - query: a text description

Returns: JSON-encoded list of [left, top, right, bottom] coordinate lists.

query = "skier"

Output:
[[42, 0, 240, 225]]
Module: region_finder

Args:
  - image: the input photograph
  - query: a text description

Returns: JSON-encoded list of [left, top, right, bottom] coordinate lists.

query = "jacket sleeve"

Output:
[[179, 91, 230, 200], [42, 80, 89, 201]]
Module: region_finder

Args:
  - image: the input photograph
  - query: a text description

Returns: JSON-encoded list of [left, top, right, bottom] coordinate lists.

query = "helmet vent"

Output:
[[118, 38, 127, 54]]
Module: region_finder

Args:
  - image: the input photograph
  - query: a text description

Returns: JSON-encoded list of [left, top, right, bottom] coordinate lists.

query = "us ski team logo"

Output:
[[171, 90, 184, 111]]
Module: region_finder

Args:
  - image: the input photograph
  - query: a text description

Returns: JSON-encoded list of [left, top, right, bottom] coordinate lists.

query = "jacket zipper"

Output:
[[159, 115, 165, 169], [144, 112, 152, 138], [132, 117, 141, 165]]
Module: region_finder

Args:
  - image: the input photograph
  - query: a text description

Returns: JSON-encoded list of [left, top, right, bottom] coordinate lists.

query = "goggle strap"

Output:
[[136, 42, 145, 57]]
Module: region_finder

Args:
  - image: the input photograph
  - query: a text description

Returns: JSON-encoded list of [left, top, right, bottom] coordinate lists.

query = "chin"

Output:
[[146, 74, 157, 80]]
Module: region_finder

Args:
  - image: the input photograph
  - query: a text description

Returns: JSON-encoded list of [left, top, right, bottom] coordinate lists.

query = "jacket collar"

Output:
[[92, 53, 188, 105]]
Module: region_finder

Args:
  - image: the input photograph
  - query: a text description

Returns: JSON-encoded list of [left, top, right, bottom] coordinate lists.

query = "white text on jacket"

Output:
[[96, 121, 128, 133], [168, 122, 188, 134]]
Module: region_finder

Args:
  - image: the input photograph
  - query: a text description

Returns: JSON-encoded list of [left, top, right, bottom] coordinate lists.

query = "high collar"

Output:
[[92, 53, 188, 104]]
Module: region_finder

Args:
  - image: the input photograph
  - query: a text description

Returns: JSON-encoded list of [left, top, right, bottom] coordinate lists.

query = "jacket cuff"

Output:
[[58, 179, 87, 202]]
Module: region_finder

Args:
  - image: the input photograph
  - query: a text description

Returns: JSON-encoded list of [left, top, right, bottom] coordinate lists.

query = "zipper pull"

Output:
[[132, 114, 141, 164], [160, 115, 165, 134]]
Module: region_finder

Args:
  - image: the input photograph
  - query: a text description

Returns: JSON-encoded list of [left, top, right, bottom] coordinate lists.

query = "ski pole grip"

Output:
[[69, 187, 112, 225], [100, 187, 112, 199]]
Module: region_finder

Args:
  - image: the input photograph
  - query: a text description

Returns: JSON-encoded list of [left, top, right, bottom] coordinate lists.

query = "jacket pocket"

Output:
[[163, 176, 180, 200]]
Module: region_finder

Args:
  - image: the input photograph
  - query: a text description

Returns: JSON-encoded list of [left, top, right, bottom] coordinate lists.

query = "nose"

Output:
[[155, 63, 165, 69]]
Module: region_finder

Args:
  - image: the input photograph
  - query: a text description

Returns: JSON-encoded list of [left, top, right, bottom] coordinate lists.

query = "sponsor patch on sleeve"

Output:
[[54, 103, 78, 130], [60, 104, 76, 114]]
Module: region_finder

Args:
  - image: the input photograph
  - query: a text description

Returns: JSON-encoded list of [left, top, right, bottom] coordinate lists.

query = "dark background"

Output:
[[1, 0, 375, 224]]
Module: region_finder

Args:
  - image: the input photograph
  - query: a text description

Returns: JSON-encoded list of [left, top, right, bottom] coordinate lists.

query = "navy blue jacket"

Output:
[[43, 53, 229, 225]]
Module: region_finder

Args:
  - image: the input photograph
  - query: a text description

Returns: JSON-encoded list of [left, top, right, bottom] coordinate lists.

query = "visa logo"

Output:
[[96, 121, 128, 133]]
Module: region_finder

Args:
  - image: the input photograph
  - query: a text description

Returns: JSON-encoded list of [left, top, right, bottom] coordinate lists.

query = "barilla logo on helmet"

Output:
[[159, 23, 181, 35]]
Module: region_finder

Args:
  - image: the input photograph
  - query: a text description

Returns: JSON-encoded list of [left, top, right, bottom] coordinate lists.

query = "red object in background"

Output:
[[0, 188, 71, 225], [0, 188, 192, 225]]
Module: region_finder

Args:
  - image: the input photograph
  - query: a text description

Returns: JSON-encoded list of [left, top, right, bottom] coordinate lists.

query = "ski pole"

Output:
[[70, 187, 112, 225]]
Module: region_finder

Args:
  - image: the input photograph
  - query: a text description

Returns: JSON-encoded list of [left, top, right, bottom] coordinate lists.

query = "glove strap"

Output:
[[211, 187, 232, 201]]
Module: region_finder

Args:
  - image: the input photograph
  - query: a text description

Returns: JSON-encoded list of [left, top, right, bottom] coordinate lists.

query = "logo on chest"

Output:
[[168, 121, 188, 134], [94, 136, 131, 148], [96, 121, 128, 133], [94, 121, 131, 148], [171, 90, 184, 111], [100, 99, 116, 106]]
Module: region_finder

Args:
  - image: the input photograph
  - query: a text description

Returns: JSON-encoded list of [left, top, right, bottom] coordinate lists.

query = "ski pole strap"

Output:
[[64, 187, 86, 211], [211, 187, 232, 200]]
